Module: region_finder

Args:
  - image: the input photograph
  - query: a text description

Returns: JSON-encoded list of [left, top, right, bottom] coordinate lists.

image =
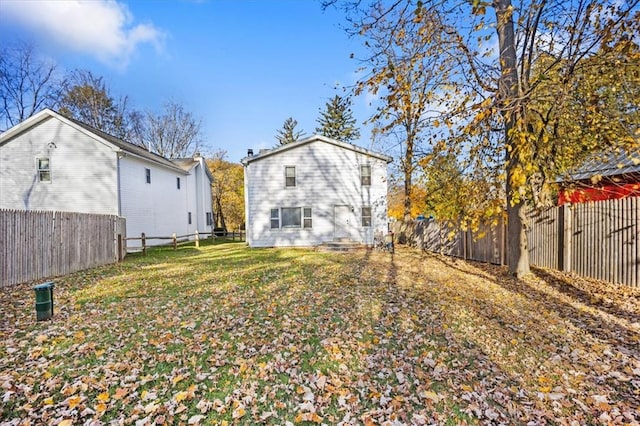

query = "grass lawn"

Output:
[[1, 240, 639, 425]]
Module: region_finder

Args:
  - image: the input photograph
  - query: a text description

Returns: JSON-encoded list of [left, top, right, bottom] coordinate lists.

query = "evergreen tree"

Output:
[[275, 117, 304, 145], [315, 95, 360, 143]]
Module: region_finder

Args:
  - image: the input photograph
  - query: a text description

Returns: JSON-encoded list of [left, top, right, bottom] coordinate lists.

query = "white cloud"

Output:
[[2, 0, 165, 67]]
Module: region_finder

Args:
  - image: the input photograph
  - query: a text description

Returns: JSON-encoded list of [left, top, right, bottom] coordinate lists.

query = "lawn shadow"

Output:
[[426, 252, 640, 358], [530, 267, 640, 324]]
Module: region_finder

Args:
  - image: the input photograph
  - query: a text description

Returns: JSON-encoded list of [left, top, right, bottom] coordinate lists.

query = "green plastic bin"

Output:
[[33, 282, 55, 321]]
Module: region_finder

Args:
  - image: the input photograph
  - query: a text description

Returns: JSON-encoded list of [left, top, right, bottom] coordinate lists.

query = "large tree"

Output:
[[59, 70, 133, 140], [275, 117, 304, 145], [329, 0, 639, 277], [207, 151, 245, 231], [132, 100, 202, 159], [315, 94, 361, 142], [0, 41, 61, 129], [348, 3, 453, 220]]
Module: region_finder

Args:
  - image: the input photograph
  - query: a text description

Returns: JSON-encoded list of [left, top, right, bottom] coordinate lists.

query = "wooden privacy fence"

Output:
[[394, 197, 639, 287], [1, 209, 126, 288]]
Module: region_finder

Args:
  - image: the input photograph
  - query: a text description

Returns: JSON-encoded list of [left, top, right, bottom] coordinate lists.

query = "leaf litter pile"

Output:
[[1, 241, 639, 425]]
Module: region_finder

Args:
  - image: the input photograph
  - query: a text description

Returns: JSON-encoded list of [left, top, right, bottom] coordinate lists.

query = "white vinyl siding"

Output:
[[244, 138, 389, 247], [0, 111, 215, 246], [0, 116, 118, 214], [119, 156, 189, 244]]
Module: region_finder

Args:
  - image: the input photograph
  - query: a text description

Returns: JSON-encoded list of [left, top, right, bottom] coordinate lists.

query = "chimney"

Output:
[[247, 149, 254, 157]]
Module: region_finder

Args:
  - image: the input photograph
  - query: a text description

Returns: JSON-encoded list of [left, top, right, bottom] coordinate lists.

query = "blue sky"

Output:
[[0, 0, 375, 162]]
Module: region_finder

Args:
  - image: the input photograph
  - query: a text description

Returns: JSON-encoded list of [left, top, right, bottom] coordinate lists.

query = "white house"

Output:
[[0, 109, 214, 244], [242, 135, 392, 247]]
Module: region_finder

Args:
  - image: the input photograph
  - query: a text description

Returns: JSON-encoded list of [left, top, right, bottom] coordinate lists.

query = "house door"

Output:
[[334, 205, 353, 240]]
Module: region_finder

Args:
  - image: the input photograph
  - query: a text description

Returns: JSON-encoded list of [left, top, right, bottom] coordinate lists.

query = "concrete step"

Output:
[[316, 240, 366, 252]]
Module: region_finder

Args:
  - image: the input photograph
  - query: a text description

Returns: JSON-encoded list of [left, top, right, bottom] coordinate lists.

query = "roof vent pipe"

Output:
[[247, 149, 254, 157]]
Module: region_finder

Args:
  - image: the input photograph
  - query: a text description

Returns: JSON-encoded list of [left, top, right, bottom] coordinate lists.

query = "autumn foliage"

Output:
[[1, 242, 638, 424]]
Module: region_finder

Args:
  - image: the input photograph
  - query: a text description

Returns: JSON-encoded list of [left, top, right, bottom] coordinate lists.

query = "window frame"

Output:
[[360, 164, 371, 186], [37, 158, 51, 183], [145, 168, 151, 184], [361, 206, 372, 227], [206, 212, 213, 226], [177, 177, 181, 189], [281, 207, 302, 228], [303, 207, 312, 229], [270, 208, 280, 229], [285, 166, 296, 188], [188, 211, 192, 225]]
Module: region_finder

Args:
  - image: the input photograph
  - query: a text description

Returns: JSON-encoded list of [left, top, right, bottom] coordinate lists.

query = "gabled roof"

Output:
[[0, 108, 188, 175], [562, 148, 640, 182], [241, 134, 393, 165], [173, 156, 215, 183]]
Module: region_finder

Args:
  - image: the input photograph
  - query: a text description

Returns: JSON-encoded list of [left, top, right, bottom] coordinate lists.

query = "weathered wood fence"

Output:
[[1, 209, 126, 288], [125, 230, 245, 254], [394, 197, 639, 287], [125, 231, 207, 254]]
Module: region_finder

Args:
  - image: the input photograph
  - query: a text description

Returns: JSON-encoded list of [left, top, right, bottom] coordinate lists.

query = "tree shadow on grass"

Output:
[[530, 267, 640, 325], [426, 252, 640, 357]]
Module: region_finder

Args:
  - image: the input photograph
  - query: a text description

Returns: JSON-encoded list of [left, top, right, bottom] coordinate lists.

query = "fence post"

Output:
[[117, 234, 123, 262], [172, 233, 177, 250], [195, 230, 199, 248], [561, 204, 572, 272], [141, 232, 146, 256]]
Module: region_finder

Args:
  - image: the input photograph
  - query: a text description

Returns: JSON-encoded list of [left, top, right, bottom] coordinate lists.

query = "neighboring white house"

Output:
[[0, 109, 214, 244], [241, 135, 392, 247]]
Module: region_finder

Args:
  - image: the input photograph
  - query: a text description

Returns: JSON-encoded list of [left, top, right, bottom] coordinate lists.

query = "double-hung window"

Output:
[[145, 168, 151, 184], [361, 165, 371, 186], [303, 207, 312, 228], [362, 207, 372, 227], [285, 166, 296, 187], [177, 177, 181, 189], [270, 209, 280, 229], [37, 158, 51, 182]]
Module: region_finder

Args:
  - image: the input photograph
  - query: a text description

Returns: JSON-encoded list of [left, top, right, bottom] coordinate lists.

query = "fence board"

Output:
[[0, 209, 126, 288], [394, 197, 639, 288]]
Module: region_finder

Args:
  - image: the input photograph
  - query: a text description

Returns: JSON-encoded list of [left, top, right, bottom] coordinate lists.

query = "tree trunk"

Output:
[[403, 135, 414, 221], [495, 0, 530, 277]]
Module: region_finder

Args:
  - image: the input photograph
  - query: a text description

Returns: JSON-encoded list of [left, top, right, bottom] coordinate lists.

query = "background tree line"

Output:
[[0, 41, 247, 231], [0, 41, 202, 159]]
